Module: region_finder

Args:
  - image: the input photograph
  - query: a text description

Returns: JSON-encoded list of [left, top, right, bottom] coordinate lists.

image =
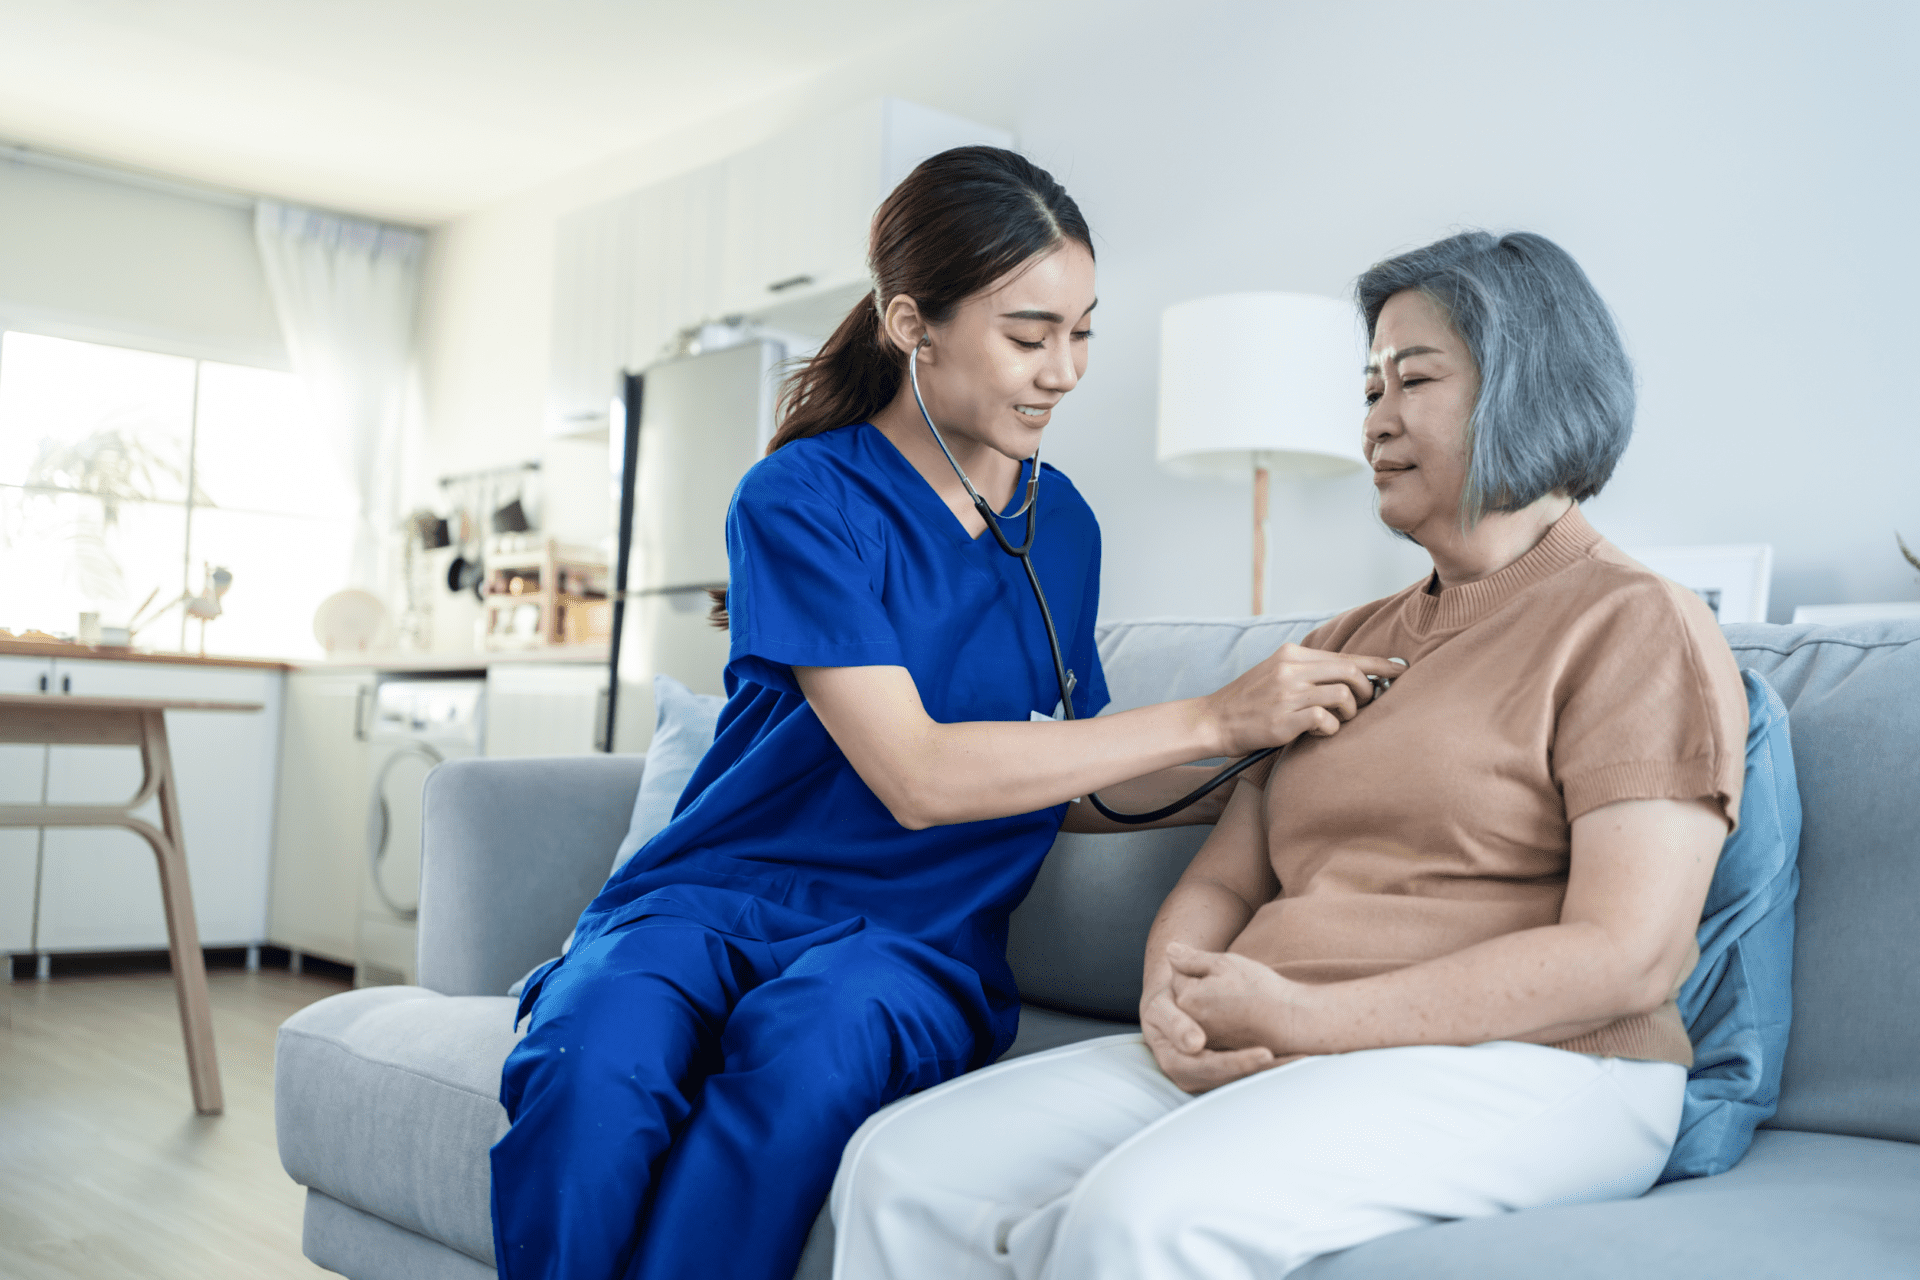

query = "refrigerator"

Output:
[[606, 337, 785, 752]]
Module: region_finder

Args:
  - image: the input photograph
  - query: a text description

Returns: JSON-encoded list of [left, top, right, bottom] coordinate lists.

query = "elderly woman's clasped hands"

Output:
[[1143, 941, 1301, 1091]]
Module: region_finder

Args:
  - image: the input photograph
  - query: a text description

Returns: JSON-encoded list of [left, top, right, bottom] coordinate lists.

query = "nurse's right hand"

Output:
[[1202, 644, 1406, 758]]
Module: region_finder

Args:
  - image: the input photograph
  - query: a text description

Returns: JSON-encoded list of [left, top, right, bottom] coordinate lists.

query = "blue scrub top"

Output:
[[562, 422, 1109, 1044]]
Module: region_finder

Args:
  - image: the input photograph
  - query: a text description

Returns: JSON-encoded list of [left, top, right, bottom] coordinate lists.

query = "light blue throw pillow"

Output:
[[1658, 668, 1802, 1183], [509, 674, 725, 994], [608, 674, 727, 877]]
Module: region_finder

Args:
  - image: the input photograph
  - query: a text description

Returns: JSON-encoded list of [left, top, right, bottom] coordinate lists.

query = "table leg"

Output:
[[140, 710, 224, 1116]]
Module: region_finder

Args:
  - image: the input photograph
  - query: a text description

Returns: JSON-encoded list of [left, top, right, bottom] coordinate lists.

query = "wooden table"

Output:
[[0, 693, 264, 1115]]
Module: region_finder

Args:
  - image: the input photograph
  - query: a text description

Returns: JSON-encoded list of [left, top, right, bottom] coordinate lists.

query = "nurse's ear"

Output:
[[880, 293, 934, 359]]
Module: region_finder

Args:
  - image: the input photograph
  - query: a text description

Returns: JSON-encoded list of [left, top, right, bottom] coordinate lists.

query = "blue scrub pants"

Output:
[[491, 912, 988, 1280]]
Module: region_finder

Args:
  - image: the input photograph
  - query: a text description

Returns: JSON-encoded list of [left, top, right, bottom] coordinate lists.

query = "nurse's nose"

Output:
[[1036, 337, 1080, 393]]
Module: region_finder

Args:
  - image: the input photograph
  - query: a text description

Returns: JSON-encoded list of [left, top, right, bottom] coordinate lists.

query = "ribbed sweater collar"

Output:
[[1405, 504, 1601, 635]]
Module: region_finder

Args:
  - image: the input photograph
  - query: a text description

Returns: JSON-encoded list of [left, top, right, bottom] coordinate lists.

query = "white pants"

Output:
[[830, 1035, 1683, 1280]]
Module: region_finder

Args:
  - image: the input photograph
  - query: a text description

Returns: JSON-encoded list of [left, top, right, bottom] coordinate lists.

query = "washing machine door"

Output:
[[366, 741, 443, 921]]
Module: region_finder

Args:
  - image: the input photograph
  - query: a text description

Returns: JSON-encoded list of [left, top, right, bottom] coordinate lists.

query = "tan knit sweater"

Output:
[[1231, 506, 1748, 1066]]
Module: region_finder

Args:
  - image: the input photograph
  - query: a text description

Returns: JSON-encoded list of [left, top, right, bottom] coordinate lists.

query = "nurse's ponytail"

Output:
[[708, 145, 1093, 628]]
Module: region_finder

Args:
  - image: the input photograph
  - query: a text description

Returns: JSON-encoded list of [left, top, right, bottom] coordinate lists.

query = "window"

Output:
[[0, 331, 356, 658]]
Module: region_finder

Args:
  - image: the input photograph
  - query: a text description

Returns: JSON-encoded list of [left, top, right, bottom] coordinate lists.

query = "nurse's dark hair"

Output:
[[1356, 231, 1635, 525], [707, 145, 1092, 627]]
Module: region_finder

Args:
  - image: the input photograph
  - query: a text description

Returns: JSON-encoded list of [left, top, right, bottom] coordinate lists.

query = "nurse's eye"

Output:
[[1071, 329, 1094, 342], [1010, 337, 1045, 351]]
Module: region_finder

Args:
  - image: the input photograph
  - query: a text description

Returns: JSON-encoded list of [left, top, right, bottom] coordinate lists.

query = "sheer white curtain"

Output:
[[254, 200, 424, 591]]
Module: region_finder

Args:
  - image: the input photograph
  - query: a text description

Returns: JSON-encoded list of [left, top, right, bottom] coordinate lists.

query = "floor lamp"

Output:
[[1156, 293, 1368, 614]]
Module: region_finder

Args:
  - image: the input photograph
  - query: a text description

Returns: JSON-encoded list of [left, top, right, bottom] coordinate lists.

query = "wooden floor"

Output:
[[0, 964, 351, 1280]]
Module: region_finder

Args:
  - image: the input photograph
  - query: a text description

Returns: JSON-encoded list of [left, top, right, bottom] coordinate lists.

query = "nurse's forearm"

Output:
[[1058, 766, 1230, 831], [797, 664, 1222, 829]]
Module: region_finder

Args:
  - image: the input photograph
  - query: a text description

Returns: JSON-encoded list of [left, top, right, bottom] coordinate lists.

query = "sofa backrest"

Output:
[[1007, 615, 1920, 1146], [1720, 620, 1920, 1144]]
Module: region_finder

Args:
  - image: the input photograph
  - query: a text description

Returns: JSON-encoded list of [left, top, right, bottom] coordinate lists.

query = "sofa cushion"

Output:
[[303, 1189, 495, 1280], [1662, 669, 1802, 1182], [1721, 621, 1920, 1144], [276, 986, 521, 1268], [1296, 1129, 1920, 1279], [1007, 826, 1211, 1019]]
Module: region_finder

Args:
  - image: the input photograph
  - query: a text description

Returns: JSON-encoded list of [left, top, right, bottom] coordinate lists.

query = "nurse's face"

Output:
[[918, 240, 1096, 461]]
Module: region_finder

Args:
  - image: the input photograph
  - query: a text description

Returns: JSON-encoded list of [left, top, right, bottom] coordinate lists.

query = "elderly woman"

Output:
[[828, 231, 1749, 1279]]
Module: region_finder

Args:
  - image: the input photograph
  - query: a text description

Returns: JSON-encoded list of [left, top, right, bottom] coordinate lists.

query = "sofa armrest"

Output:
[[417, 754, 645, 997]]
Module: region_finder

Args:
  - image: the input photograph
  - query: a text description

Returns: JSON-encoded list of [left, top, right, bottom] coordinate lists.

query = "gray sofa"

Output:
[[275, 615, 1920, 1279]]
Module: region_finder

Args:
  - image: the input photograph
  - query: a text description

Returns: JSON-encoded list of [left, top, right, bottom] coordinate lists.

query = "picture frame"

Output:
[[1621, 544, 1774, 624]]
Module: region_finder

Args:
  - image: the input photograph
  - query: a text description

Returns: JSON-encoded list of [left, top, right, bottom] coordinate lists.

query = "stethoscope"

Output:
[[909, 339, 1282, 825]]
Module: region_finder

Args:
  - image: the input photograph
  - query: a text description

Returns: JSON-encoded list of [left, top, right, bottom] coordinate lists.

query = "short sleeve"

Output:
[[725, 478, 904, 696], [1552, 578, 1749, 829], [1069, 515, 1110, 720]]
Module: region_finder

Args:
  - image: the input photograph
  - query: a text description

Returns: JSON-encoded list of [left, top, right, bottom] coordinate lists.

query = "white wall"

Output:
[[0, 151, 287, 368], [415, 0, 1920, 629]]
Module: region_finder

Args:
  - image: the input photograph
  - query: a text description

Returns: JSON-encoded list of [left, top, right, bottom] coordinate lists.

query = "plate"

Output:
[[313, 589, 392, 654]]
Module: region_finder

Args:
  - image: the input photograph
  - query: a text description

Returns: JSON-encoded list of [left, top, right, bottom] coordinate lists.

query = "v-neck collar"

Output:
[[860, 421, 1037, 550]]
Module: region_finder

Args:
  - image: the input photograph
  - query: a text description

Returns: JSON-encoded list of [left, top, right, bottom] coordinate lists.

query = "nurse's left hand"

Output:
[[1166, 942, 1304, 1057]]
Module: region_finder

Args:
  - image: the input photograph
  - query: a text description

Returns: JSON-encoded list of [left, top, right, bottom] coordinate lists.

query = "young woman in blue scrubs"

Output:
[[489, 146, 1401, 1280]]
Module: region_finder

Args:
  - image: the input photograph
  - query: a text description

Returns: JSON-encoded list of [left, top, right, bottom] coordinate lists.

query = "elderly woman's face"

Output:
[[1363, 290, 1480, 542]]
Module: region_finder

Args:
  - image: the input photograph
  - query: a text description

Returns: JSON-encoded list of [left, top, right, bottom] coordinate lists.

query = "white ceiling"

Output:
[[0, 0, 978, 225]]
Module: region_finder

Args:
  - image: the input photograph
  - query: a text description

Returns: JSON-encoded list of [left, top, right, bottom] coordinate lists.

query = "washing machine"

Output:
[[355, 677, 486, 986]]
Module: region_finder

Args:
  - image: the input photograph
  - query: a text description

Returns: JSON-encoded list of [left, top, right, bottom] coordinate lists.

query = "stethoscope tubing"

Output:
[[907, 342, 1270, 825]]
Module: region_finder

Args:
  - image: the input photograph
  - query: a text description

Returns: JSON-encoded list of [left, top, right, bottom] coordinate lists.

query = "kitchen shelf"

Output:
[[481, 538, 612, 651]]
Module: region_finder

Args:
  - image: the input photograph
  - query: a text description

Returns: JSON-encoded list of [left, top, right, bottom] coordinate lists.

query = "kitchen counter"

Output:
[[0, 638, 607, 673], [290, 644, 608, 672], [0, 639, 290, 670]]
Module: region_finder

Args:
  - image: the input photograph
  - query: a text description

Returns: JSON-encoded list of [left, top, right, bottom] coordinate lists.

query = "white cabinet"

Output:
[[628, 164, 728, 375], [485, 663, 610, 757], [546, 193, 638, 440], [266, 670, 375, 966], [545, 97, 1013, 439], [33, 660, 282, 952], [714, 98, 1012, 321], [2, 657, 284, 960], [0, 656, 50, 954]]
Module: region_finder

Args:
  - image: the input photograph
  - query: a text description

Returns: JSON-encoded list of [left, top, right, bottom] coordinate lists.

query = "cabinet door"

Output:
[[36, 661, 282, 951], [0, 656, 51, 952], [268, 672, 373, 964], [629, 164, 728, 369], [717, 104, 882, 319], [484, 664, 610, 758], [547, 192, 638, 439]]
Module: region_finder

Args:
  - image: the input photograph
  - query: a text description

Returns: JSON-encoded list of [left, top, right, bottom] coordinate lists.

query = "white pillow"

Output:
[[608, 674, 727, 877]]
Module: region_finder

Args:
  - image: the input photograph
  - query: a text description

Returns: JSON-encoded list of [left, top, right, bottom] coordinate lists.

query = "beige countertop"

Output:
[[288, 644, 609, 672], [0, 637, 607, 673]]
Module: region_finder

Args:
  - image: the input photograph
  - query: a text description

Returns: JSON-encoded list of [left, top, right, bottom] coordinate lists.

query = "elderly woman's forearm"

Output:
[[1261, 921, 1678, 1055]]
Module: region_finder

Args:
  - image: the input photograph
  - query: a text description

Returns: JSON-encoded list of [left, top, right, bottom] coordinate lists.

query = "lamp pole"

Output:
[[1252, 458, 1270, 615]]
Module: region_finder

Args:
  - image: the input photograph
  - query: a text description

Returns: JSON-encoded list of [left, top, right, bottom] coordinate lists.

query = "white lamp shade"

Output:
[[1157, 292, 1368, 480]]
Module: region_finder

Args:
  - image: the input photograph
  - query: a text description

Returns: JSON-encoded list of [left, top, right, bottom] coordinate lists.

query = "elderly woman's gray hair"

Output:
[[1356, 231, 1634, 522]]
